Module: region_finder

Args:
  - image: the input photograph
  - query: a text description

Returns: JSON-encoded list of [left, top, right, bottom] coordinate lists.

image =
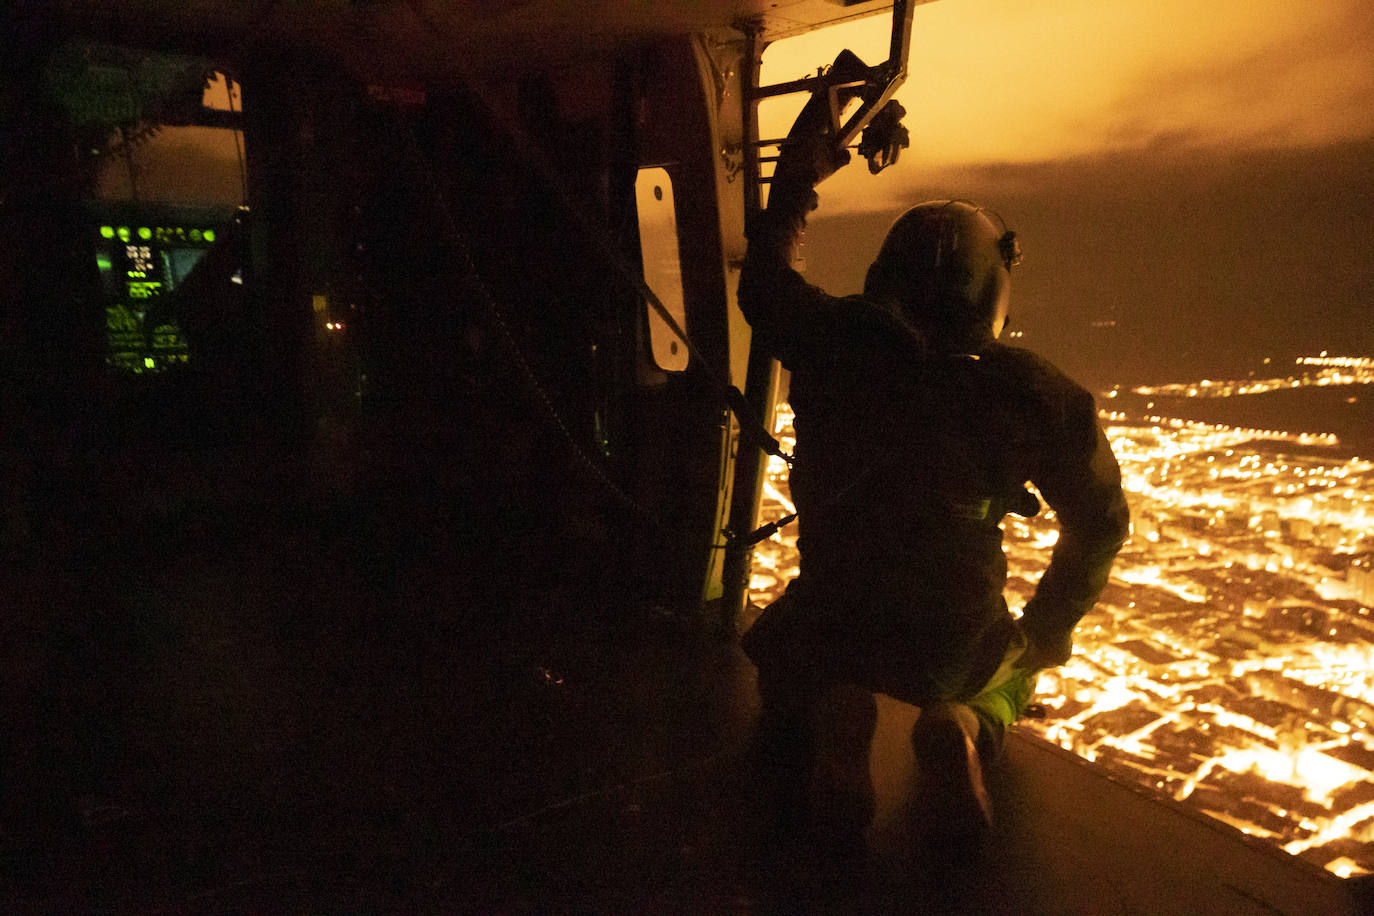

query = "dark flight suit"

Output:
[[737, 211, 1130, 823]]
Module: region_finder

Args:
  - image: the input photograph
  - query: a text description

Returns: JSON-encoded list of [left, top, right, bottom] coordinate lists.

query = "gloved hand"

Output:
[[857, 100, 910, 174], [1015, 626, 1074, 671]]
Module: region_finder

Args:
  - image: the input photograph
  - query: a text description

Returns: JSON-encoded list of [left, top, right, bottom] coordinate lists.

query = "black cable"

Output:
[[224, 72, 248, 207], [398, 0, 790, 468], [392, 116, 663, 529], [119, 124, 140, 204]]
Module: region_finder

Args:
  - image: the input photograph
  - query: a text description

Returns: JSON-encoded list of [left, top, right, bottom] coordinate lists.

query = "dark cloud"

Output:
[[799, 139, 1374, 393]]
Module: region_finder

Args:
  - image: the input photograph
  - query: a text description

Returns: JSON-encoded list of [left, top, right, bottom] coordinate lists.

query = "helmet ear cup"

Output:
[[998, 230, 1022, 269]]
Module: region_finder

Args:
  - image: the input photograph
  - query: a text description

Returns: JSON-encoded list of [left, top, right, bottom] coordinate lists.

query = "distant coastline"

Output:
[[1105, 383, 1374, 460]]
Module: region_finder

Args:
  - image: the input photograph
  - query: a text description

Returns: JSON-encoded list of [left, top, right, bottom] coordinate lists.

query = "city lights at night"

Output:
[[7, 0, 1371, 907], [1125, 355, 1374, 400], [752, 358, 1374, 877]]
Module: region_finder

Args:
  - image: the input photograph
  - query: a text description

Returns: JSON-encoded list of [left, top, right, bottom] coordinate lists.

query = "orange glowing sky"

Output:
[[761, 0, 1374, 210]]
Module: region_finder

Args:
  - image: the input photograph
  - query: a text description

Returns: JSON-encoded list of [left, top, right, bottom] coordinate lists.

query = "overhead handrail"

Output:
[[743, 0, 916, 198]]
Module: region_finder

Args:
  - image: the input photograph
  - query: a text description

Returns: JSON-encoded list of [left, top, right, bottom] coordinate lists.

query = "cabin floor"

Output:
[[1, 487, 1365, 914]]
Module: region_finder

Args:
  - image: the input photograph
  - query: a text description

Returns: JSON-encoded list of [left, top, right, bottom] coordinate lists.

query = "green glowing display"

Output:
[[105, 306, 189, 373], [127, 280, 163, 299], [94, 213, 223, 374], [107, 305, 140, 333], [151, 324, 185, 349]]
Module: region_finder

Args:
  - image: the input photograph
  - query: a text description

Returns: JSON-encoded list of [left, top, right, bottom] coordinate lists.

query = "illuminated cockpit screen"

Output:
[[95, 221, 220, 373]]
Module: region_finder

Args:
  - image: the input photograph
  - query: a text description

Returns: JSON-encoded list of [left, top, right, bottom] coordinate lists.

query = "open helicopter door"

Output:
[[718, 0, 920, 625]]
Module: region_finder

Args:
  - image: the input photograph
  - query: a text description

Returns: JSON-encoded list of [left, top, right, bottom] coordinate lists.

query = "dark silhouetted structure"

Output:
[[739, 101, 1131, 848]]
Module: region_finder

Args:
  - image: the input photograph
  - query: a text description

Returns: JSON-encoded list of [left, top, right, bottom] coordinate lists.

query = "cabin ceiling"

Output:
[[47, 0, 936, 82]]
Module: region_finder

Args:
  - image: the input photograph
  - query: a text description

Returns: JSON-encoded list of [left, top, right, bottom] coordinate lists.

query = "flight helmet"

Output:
[[864, 200, 1022, 349]]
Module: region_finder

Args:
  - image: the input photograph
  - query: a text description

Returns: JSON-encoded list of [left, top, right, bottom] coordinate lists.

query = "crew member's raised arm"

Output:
[[738, 178, 838, 370], [738, 104, 921, 370]]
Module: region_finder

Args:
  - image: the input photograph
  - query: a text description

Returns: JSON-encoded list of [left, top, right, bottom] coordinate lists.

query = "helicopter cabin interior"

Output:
[[3, 0, 1367, 910], [3, 0, 923, 627], [0, 0, 931, 904]]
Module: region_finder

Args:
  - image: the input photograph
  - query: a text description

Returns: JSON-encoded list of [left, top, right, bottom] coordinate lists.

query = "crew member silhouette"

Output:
[[739, 90, 1129, 851]]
